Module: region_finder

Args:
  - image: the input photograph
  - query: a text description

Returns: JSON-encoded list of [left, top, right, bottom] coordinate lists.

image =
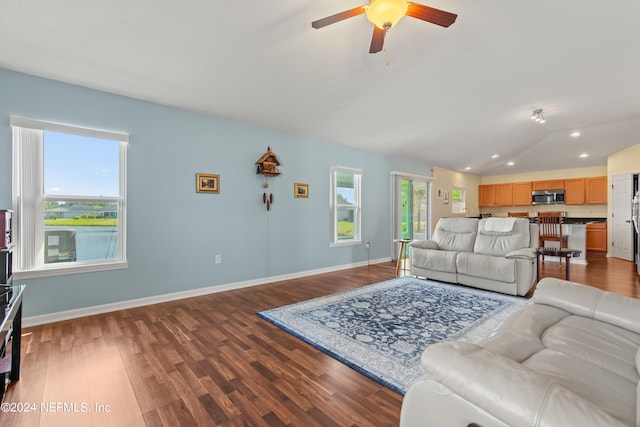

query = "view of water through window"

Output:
[[43, 131, 121, 264]]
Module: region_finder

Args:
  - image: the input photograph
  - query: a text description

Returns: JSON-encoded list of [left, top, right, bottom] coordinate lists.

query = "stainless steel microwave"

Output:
[[532, 189, 565, 205]]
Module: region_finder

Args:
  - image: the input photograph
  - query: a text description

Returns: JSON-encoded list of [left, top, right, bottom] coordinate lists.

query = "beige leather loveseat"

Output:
[[400, 278, 640, 427], [410, 217, 538, 296]]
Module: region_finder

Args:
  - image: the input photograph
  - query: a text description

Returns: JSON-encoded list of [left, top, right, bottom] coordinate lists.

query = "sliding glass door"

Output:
[[393, 173, 432, 260]]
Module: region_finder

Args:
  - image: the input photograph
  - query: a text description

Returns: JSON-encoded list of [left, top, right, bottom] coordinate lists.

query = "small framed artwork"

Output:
[[294, 183, 309, 198], [196, 173, 220, 193], [436, 186, 444, 200]]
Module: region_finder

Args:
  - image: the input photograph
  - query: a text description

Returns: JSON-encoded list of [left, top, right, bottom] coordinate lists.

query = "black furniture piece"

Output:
[[536, 247, 582, 282], [0, 284, 25, 402]]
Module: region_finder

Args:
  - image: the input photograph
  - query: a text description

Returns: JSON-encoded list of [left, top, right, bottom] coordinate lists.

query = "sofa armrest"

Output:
[[409, 240, 439, 250], [402, 341, 627, 427], [505, 247, 536, 260]]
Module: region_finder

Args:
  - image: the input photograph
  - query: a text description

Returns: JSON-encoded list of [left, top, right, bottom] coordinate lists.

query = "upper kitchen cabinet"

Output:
[[479, 183, 512, 206], [532, 180, 565, 190], [479, 184, 496, 207], [495, 183, 513, 206], [586, 176, 608, 204], [564, 178, 586, 205], [512, 182, 532, 206]]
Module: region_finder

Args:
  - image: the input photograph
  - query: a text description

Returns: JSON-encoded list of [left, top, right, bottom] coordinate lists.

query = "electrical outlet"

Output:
[[215, 254, 222, 264], [365, 241, 370, 249]]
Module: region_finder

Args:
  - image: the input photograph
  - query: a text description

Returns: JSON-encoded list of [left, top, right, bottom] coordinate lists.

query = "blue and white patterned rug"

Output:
[[258, 277, 527, 395]]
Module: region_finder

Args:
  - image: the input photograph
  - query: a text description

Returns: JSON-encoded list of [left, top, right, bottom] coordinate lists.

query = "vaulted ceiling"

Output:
[[1, 0, 639, 176]]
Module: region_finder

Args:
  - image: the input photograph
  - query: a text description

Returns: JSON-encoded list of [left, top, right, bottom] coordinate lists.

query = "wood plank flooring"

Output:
[[2, 252, 639, 426]]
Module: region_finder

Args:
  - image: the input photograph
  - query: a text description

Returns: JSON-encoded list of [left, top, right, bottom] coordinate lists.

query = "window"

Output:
[[11, 117, 127, 278], [451, 187, 466, 214], [330, 167, 362, 246]]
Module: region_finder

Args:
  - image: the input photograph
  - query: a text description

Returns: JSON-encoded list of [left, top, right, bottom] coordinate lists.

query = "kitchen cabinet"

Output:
[[564, 178, 585, 205], [586, 176, 607, 204], [479, 184, 513, 206], [479, 176, 606, 208], [479, 184, 496, 207], [495, 183, 513, 206], [512, 182, 532, 206], [532, 180, 565, 190], [586, 222, 607, 251]]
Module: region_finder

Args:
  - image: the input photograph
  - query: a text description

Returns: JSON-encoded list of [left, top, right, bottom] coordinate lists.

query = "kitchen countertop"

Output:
[[472, 215, 607, 224], [523, 217, 607, 224], [563, 217, 607, 224]]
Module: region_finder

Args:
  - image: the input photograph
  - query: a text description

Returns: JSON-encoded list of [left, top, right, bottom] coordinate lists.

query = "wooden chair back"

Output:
[[537, 211, 568, 248], [508, 212, 529, 218]]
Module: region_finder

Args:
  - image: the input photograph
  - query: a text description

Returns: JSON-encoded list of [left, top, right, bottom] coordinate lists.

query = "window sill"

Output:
[[330, 240, 362, 248], [14, 260, 128, 279]]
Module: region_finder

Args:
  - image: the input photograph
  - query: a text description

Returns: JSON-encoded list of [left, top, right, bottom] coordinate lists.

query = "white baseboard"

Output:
[[23, 257, 391, 327]]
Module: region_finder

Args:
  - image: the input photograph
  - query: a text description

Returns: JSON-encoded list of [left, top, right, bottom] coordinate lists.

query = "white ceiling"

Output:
[[1, 0, 639, 176]]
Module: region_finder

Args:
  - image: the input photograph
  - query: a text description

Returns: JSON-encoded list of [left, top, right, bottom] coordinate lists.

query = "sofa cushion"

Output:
[[411, 248, 458, 273], [456, 252, 515, 283], [431, 218, 478, 252], [541, 315, 640, 383], [474, 217, 530, 257], [523, 348, 636, 426]]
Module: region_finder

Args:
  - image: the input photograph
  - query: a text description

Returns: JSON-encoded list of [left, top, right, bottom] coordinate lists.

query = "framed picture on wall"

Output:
[[294, 183, 309, 198], [436, 186, 444, 200], [196, 173, 220, 193]]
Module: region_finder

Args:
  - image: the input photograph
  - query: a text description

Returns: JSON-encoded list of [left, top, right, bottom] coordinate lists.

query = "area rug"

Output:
[[257, 277, 527, 395]]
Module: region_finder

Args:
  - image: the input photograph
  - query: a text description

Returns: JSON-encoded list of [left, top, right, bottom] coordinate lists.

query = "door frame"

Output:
[[391, 171, 434, 260], [611, 173, 634, 261]]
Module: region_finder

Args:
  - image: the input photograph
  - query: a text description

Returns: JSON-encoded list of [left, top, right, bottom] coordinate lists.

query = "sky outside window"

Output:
[[44, 131, 120, 197]]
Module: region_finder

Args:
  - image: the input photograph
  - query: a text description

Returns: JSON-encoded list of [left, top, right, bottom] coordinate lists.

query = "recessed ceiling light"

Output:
[[579, 153, 589, 158], [571, 131, 581, 138], [464, 167, 472, 171], [507, 161, 515, 166], [491, 154, 499, 159]]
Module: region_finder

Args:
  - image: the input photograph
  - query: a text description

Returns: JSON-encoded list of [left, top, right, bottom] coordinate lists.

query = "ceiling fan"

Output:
[[312, 0, 457, 54]]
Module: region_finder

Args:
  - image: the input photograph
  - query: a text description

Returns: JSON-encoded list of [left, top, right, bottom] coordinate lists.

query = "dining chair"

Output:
[[508, 212, 529, 218], [537, 212, 569, 263]]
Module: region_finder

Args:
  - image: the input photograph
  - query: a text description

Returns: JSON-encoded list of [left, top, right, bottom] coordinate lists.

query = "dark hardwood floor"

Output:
[[3, 251, 638, 426]]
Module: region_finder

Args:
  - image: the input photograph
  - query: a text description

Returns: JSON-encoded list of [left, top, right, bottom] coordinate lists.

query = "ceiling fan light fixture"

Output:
[[366, 0, 408, 30]]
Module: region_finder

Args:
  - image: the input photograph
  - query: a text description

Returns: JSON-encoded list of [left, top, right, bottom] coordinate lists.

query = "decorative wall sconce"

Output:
[[256, 146, 281, 211]]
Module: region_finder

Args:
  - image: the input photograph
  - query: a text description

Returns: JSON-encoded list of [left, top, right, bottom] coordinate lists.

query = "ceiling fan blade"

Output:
[[312, 6, 366, 29], [406, 3, 457, 27], [369, 26, 386, 54]]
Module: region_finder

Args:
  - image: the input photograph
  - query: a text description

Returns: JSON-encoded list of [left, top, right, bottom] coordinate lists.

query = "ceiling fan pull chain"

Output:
[[384, 33, 390, 66]]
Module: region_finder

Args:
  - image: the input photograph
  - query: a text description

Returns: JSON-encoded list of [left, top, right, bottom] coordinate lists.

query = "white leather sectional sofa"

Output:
[[400, 278, 640, 427], [410, 217, 538, 296]]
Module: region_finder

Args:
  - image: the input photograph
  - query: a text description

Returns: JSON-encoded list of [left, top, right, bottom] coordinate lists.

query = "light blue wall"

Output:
[[0, 68, 429, 318]]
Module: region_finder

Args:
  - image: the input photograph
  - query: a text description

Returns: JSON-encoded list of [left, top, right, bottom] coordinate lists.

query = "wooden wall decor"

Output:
[[263, 192, 274, 211], [256, 146, 281, 211], [255, 146, 280, 177]]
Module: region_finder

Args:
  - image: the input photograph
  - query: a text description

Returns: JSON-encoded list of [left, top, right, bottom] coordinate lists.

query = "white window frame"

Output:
[[330, 167, 362, 247], [10, 117, 128, 278]]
